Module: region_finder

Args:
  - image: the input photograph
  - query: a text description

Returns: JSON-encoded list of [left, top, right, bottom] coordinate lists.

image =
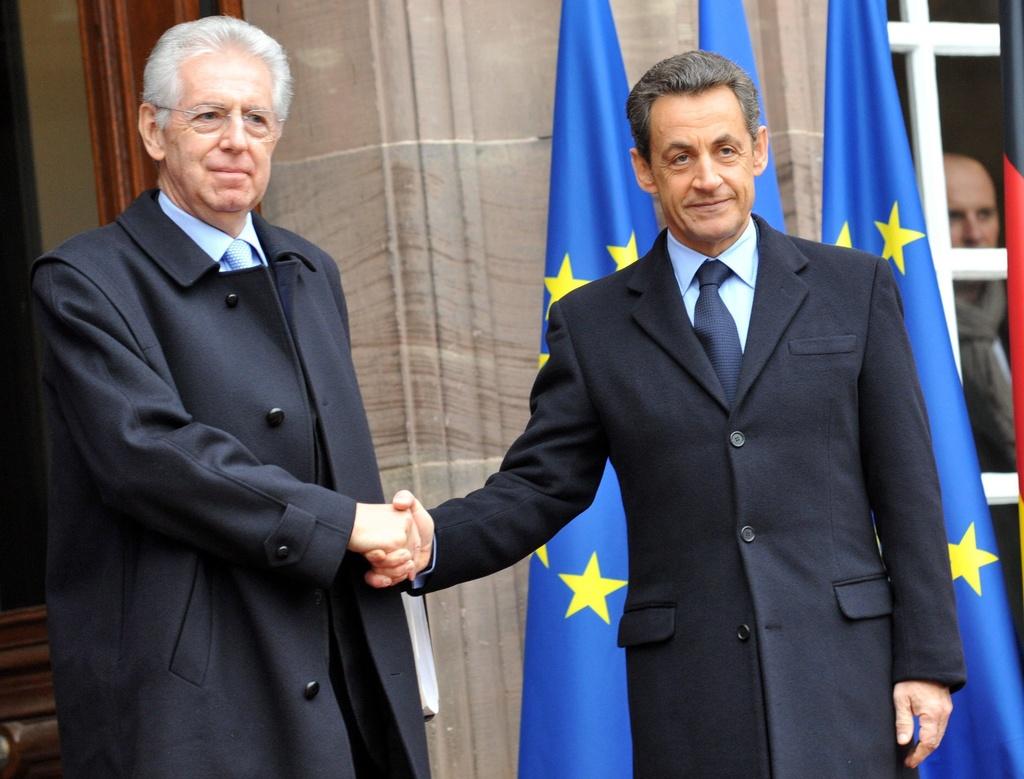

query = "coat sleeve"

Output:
[[33, 258, 353, 589], [424, 301, 610, 590], [857, 258, 966, 690]]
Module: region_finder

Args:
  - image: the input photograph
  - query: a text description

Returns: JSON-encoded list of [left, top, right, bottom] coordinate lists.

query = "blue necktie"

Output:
[[221, 238, 257, 271], [693, 259, 743, 405]]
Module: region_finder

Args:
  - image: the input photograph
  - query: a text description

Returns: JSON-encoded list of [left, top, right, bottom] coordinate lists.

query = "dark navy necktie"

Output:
[[693, 259, 743, 405]]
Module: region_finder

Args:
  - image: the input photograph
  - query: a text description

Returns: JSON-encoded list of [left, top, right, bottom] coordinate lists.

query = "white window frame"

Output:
[[888, 0, 1015, 505]]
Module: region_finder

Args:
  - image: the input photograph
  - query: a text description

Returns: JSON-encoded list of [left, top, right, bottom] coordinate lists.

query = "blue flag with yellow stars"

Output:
[[698, 0, 785, 230], [823, 1, 1024, 775], [517, 1, 657, 776]]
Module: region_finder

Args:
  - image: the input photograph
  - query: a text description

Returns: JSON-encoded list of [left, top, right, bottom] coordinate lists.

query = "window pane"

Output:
[[887, 0, 902, 22], [890, 53, 916, 167], [929, 0, 998, 24], [20, 0, 97, 250], [937, 55, 1003, 223]]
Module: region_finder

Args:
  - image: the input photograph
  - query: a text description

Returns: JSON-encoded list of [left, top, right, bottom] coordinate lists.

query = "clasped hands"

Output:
[[348, 490, 434, 588]]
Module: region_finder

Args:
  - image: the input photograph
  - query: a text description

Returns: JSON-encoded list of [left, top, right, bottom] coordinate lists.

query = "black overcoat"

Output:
[[32, 191, 429, 778], [427, 219, 965, 778]]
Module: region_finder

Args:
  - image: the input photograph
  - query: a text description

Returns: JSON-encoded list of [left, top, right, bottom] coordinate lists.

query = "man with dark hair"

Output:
[[33, 15, 430, 778], [385, 51, 964, 777]]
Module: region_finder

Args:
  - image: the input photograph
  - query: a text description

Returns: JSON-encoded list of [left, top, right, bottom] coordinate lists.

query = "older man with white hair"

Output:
[[32, 16, 430, 778]]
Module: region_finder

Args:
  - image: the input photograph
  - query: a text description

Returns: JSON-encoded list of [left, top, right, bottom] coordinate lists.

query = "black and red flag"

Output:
[[1001, 0, 1024, 613]]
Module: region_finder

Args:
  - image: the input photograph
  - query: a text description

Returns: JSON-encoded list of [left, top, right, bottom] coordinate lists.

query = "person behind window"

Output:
[[944, 152, 1015, 472], [945, 151, 1024, 650]]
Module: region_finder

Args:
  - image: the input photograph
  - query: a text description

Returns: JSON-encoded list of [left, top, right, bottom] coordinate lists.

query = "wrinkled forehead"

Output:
[[648, 90, 751, 149], [177, 50, 274, 107]]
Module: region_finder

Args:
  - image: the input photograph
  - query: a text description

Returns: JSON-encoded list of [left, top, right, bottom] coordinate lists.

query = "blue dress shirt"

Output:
[[158, 191, 267, 271], [666, 217, 759, 351]]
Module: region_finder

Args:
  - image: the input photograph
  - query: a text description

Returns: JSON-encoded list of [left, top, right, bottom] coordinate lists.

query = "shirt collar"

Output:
[[666, 217, 759, 290], [157, 190, 267, 266]]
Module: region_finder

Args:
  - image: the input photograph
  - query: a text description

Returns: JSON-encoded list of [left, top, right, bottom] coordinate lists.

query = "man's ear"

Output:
[[751, 125, 769, 176], [630, 148, 657, 194], [138, 103, 167, 162]]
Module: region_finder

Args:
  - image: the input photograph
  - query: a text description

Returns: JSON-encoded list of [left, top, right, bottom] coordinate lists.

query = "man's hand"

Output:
[[393, 489, 434, 573], [893, 679, 953, 768], [351, 502, 418, 586], [362, 490, 434, 589]]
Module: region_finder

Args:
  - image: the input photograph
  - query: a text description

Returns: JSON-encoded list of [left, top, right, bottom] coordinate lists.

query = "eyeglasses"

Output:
[[155, 104, 283, 141]]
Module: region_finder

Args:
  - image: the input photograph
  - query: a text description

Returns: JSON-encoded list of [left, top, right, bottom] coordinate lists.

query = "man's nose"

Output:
[[692, 156, 722, 190], [218, 112, 250, 150], [960, 213, 981, 246]]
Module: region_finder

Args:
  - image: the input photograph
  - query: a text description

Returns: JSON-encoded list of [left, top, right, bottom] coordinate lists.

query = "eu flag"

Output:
[[822, 0, 1024, 775], [698, 0, 785, 231], [517, 1, 657, 776]]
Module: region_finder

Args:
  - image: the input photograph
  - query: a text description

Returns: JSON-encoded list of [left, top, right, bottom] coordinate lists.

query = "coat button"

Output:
[[729, 431, 746, 448], [740, 526, 755, 543], [266, 408, 285, 427], [314, 589, 323, 605], [275, 545, 290, 560], [737, 624, 751, 641], [304, 681, 320, 700], [225, 293, 239, 307]]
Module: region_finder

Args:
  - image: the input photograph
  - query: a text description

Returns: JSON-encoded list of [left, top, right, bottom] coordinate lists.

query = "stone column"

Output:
[[747, 0, 829, 239]]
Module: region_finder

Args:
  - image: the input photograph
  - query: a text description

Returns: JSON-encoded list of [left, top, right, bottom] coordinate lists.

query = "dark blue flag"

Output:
[[517, 1, 658, 776], [823, 1, 1024, 775], [699, 0, 785, 231]]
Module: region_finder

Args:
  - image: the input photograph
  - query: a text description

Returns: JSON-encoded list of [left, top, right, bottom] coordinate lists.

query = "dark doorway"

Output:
[[0, 1, 47, 611]]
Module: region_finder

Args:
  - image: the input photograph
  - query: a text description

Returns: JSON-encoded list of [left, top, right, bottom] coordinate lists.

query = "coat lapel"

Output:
[[116, 190, 220, 286], [629, 219, 811, 412], [253, 213, 318, 271], [733, 216, 809, 407], [629, 232, 729, 410]]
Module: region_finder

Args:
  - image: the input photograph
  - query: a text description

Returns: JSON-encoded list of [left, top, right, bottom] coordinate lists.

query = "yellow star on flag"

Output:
[[948, 522, 999, 597], [834, 222, 852, 248], [558, 551, 627, 624], [607, 232, 639, 271], [874, 201, 925, 275], [538, 353, 549, 369], [544, 254, 589, 318], [535, 544, 549, 568]]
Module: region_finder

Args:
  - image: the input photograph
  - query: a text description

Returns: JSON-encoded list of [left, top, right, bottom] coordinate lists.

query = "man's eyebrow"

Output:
[[663, 140, 695, 153], [714, 132, 746, 146]]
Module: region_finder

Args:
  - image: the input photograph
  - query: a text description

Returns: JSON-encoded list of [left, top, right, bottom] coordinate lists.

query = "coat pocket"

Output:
[[169, 557, 212, 686], [617, 604, 676, 647], [833, 574, 893, 620], [788, 334, 858, 355]]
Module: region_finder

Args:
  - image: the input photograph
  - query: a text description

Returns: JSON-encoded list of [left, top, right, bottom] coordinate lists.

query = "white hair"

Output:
[[143, 15, 293, 127]]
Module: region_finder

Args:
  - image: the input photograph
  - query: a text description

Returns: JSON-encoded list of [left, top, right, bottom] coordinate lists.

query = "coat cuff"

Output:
[[262, 489, 356, 588]]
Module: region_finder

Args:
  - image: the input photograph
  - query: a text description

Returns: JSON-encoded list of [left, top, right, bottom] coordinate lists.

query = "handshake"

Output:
[[348, 490, 435, 588]]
